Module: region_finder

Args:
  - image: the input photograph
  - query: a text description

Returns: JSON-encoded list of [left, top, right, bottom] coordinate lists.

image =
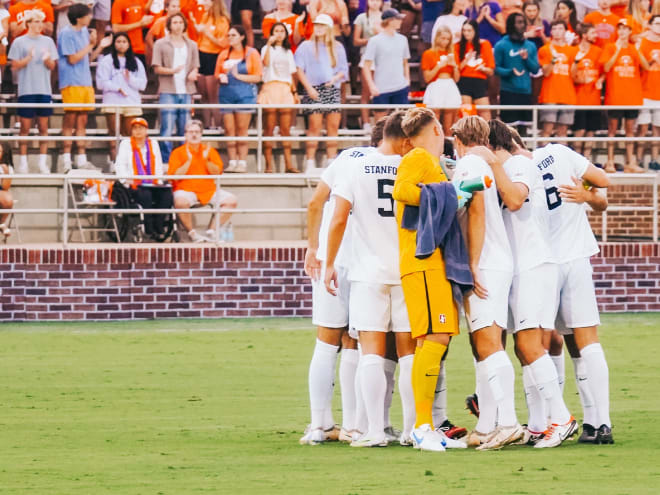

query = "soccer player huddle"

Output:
[[302, 107, 613, 452]]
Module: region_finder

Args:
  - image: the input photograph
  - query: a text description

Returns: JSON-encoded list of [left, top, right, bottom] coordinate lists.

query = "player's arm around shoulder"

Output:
[[559, 163, 610, 212], [392, 148, 431, 206]]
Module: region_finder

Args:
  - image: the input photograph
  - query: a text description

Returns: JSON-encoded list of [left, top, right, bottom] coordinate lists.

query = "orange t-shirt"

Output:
[[179, 0, 206, 41], [639, 37, 660, 101], [214, 46, 263, 77], [574, 44, 603, 105], [583, 11, 621, 48], [421, 48, 455, 83], [8, 0, 55, 39], [611, 1, 628, 18], [197, 15, 229, 54], [168, 144, 223, 205], [111, 0, 148, 54], [454, 40, 494, 80], [538, 43, 577, 104], [600, 43, 643, 105], [147, 16, 167, 41], [262, 14, 299, 50]]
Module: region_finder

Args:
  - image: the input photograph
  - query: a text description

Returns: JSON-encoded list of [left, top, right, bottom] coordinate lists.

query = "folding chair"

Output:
[[66, 170, 120, 242]]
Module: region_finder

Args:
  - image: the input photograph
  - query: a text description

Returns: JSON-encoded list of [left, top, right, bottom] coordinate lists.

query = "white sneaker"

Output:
[[384, 425, 401, 444], [513, 425, 545, 446], [205, 229, 220, 242], [476, 423, 525, 451], [436, 428, 468, 449], [338, 427, 355, 443], [299, 427, 326, 445], [188, 230, 208, 243], [399, 433, 413, 446], [0, 223, 10, 237], [38, 162, 51, 174], [63, 161, 72, 173], [351, 432, 387, 448], [235, 160, 247, 173], [16, 161, 28, 174], [411, 424, 446, 452], [534, 416, 578, 449], [304, 159, 317, 174], [466, 429, 497, 447], [225, 160, 238, 173], [363, 122, 373, 134]]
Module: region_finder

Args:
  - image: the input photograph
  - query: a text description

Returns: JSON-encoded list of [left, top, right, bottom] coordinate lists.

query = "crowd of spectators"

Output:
[[0, 0, 659, 180]]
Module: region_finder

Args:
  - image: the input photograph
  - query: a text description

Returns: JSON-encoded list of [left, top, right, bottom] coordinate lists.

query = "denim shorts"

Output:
[[17, 94, 53, 118]]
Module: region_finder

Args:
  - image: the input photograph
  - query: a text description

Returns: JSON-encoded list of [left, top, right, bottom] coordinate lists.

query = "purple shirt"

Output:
[[465, 2, 503, 48]]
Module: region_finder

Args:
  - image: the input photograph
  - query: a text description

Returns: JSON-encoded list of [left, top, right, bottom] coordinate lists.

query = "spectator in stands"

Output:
[[262, 0, 301, 50], [538, 20, 577, 139], [111, 0, 154, 66], [421, 0, 444, 48], [93, 0, 112, 39], [168, 119, 238, 242], [231, 0, 258, 46], [456, 19, 495, 119], [584, 0, 620, 49], [295, 14, 348, 172], [152, 12, 200, 165], [522, 0, 549, 49], [601, 17, 648, 172], [214, 24, 262, 173], [114, 117, 172, 240], [0, 143, 14, 240], [258, 21, 300, 173], [9, 0, 54, 39], [362, 8, 410, 122], [571, 22, 605, 165], [309, 0, 351, 38], [495, 12, 539, 132], [432, 0, 468, 44], [501, 0, 524, 19], [146, 0, 182, 64], [189, 0, 229, 129], [629, 0, 652, 34], [53, 0, 94, 38], [8, 10, 58, 174], [637, 14, 660, 170], [0, 7, 8, 85], [395, 0, 422, 43], [465, 0, 505, 48], [353, 0, 382, 130], [554, 0, 579, 44], [421, 25, 460, 131], [96, 32, 148, 163], [58, 4, 111, 173]]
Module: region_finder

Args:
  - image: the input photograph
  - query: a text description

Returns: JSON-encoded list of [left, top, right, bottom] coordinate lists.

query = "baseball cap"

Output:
[[313, 14, 334, 27], [131, 117, 149, 128], [381, 8, 404, 21]]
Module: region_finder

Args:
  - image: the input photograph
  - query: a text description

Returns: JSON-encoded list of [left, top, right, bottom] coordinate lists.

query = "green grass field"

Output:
[[1, 314, 659, 494]]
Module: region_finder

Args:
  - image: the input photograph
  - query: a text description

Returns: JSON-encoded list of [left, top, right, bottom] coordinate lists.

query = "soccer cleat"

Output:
[[476, 423, 525, 451], [534, 417, 579, 448], [399, 433, 413, 447], [338, 427, 355, 443], [299, 427, 327, 445], [595, 424, 614, 444], [578, 423, 598, 443], [513, 425, 545, 446], [437, 419, 468, 439], [324, 424, 341, 442], [465, 393, 480, 417], [466, 429, 496, 447], [350, 433, 388, 448], [436, 428, 468, 449], [384, 426, 402, 444], [411, 424, 446, 452]]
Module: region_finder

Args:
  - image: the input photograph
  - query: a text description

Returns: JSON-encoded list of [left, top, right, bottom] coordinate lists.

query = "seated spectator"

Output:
[[262, 0, 301, 50], [111, 0, 154, 66], [421, 25, 461, 132], [522, 0, 550, 49], [353, 0, 382, 129], [152, 12, 200, 165], [309, 0, 351, 38], [146, 0, 182, 64], [168, 119, 237, 242], [554, 0, 579, 44], [538, 20, 578, 139], [394, 0, 422, 44], [431, 0, 468, 45], [96, 32, 148, 163], [420, 0, 444, 48], [8, 10, 58, 174], [9, 0, 54, 40], [636, 14, 660, 170], [456, 19, 495, 120], [258, 21, 300, 173], [231, 0, 259, 46], [115, 117, 173, 240], [0, 142, 14, 240], [215, 25, 262, 173], [465, 0, 505, 49]]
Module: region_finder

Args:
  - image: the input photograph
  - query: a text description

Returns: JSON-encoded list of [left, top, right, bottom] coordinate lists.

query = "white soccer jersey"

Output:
[[317, 147, 375, 267], [452, 153, 514, 273], [502, 154, 554, 273], [332, 151, 402, 285], [532, 144, 599, 263]]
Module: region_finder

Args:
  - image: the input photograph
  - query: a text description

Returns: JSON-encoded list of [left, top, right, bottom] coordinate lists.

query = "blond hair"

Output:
[[401, 107, 437, 138], [432, 25, 454, 51], [314, 26, 338, 68], [451, 115, 490, 146], [205, 0, 230, 23]]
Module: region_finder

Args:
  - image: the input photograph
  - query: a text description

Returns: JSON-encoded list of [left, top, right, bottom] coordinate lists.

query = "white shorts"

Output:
[[555, 257, 600, 334], [507, 263, 559, 333], [312, 265, 350, 329], [637, 98, 660, 127], [464, 269, 513, 332], [173, 189, 236, 208], [423, 78, 462, 109], [349, 282, 411, 334]]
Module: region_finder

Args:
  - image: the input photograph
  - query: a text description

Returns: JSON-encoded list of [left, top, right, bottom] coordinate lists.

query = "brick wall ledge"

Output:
[[0, 242, 658, 321]]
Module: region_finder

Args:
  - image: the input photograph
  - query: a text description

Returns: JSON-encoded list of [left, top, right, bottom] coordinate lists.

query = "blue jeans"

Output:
[[159, 93, 191, 164], [372, 86, 410, 105]]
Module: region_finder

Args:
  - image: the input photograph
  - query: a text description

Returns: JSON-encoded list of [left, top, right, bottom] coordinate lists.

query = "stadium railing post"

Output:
[[62, 175, 69, 247], [531, 105, 539, 151], [256, 105, 263, 173], [114, 108, 120, 156]]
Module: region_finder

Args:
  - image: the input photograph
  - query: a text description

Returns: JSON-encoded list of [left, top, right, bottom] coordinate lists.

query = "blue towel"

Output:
[[401, 183, 474, 305]]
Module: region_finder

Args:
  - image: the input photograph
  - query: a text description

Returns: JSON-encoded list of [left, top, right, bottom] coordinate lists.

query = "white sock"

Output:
[[76, 154, 87, 166], [308, 339, 339, 429], [19, 155, 28, 169], [383, 358, 396, 428], [522, 365, 546, 434], [432, 360, 448, 427], [339, 348, 359, 431], [360, 353, 386, 438], [398, 354, 415, 438], [483, 351, 518, 428], [581, 343, 611, 427], [475, 360, 497, 433], [530, 354, 571, 425], [572, 356, 597, 426], [551, 353, 565, 393], [38, 154, 48, 168], [62, 152, 72, 166], [354, 349, 368, 435]]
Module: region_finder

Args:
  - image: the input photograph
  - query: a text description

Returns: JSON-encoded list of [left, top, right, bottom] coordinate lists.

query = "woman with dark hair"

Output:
[[522, 0, 549, 49], [258, 21, 300, 173], [431, 0, 469, 44], [554, 0, 578, 43], [456, 19, 495, 119], [96, 32, 148, 162], [464, 0, 505, 48]]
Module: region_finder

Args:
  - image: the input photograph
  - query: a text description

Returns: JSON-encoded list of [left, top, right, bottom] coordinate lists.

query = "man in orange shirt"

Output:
[[636, 14, 660, 169], [9, 0, 54, 39], [538, 20, 578, 138], [112, 0, 154, 60], [168, 119, 237, 242], [583, 0, 621, 49], [600, 17, 649, 172]]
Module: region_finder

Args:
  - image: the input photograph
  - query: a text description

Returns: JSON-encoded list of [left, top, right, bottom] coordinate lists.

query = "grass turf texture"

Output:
[[1, 314, 659, 494]]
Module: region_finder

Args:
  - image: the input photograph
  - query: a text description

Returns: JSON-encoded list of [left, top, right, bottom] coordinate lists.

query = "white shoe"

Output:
[[411, 424, 446, 452], [476, 423, 525, 451], [384, 425, 401, 444], [63, 161, 72, 173], [304, 159, 317, 174], [188, 230, 208, 243], [205, 229, 221, 242], [38, 162, 51, 174], [351, 432, 387, 448], [399, 433, 413, 446], [435, 428, 468, 449], [225, 160, 238, 172], [235, 160, 247, 173], [513, 425, 545, 446], [16, 162, 28, 174], [77, 161, 101, 171], [0, 223, 10, 237], [363, 122, 373, 134], [338, 427, 355, 443], [534, 416, 578, 449], [299, 427, 326, 445]]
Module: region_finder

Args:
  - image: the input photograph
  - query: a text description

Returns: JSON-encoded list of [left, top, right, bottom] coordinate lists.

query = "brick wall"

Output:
[[0, 243, 658, 321], [588, 184, 658, 240]]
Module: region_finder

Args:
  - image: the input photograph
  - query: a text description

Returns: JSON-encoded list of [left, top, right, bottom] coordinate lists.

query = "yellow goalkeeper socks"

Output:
[[412, 340, 447, 429]]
